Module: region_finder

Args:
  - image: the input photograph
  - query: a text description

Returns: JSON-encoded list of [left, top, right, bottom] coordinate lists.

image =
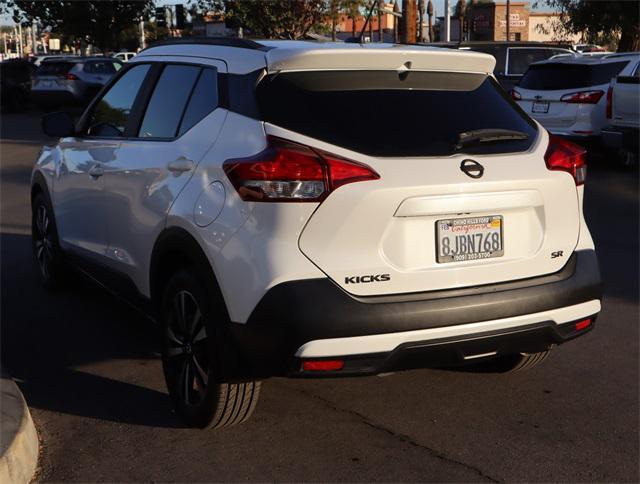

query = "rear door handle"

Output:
[[88, 164, 104, 179], [168, 157, 194, 174]]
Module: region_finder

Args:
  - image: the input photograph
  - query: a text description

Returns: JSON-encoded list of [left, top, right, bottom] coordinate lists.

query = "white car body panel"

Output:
[[296, 299, 601, 358], [517, 85, 609, 136], [278, 125, 582, 297]]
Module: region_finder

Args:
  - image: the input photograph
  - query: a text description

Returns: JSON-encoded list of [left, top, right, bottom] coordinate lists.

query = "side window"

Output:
[[633, 63, 640, 78], [138, 65, 200, 138], [178, 68, 219, 136], [87, 64, 150, 137]]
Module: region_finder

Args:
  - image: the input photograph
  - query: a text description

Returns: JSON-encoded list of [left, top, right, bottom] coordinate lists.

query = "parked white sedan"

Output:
[[513, 53, 636, 139]]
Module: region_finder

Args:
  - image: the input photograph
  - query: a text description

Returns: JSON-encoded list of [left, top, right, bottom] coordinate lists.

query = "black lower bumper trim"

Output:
[[229, 250, 601, 377]]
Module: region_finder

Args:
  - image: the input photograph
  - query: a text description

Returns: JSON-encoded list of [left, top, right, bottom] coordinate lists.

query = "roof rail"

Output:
[[141, 37, 272, 53], [601, 51, 639, 59]]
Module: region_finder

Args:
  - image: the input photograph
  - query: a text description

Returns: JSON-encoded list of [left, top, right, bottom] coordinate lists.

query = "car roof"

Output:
[[136, 38, 496, 75]]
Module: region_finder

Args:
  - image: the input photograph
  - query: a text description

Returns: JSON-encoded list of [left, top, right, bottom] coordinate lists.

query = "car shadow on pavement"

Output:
[[0, 232, 185, 429]]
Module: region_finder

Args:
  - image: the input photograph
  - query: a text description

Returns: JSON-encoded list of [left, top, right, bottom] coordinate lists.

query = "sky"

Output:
[[0, 0, 554, 27]]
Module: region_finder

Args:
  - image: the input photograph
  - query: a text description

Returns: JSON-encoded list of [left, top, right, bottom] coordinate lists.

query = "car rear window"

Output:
[[519, 61, 629, 90], [84, 60, 120, 74], [507, 48, 570, 75], [256, 70, 537, 157], [37, 61, 75, 76]]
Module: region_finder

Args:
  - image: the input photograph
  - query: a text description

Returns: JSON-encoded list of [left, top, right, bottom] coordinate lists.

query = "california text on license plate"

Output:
[[436, 215, 504, 263]]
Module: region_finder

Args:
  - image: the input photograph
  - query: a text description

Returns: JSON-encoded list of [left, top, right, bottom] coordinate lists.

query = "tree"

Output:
[[222, 0, 330, 39], [10, 1, 153, 52], [536, 0, 640, 52], [341, 0, 365, 37]]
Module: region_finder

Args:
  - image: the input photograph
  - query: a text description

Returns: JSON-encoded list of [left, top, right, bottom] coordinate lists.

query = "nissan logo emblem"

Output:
[[460, 159, 485, 179]]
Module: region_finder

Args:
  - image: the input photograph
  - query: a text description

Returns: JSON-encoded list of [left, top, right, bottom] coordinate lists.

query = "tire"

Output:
[[160, 269, 261, 429], [31, 192, 67, 288], [506, 350, 551, 372]]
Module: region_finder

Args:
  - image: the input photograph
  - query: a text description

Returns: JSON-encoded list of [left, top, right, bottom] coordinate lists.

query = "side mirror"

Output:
[[42, 111, 75, 138]]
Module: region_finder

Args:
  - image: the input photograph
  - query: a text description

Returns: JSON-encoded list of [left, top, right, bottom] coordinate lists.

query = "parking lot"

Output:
[[1, 108, 638, 482]]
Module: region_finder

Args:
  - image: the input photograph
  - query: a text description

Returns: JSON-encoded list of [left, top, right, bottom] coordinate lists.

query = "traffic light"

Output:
[[156, 7, 166, 28], [175, 4, 186, 30]]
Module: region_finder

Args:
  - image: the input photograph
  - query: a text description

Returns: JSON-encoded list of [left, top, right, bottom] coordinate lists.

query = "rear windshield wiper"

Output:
[[453, 129, 529, 151]]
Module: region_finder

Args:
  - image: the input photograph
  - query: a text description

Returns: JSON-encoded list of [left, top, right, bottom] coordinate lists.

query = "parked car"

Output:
[[30, 54, 76, 67], [31, 57, 123, 107], [0, 59, 35, 111], [573, 44, 606, 53], [601, 54, 640, 166], [32, 39, 602, 429], [513, 53, 635, 140], [113, 51, 137, 62], [421, 41, 574, 91]]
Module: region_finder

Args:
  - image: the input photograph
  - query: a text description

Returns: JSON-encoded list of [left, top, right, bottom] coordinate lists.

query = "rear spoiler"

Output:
[[265, 46, 495, 74]]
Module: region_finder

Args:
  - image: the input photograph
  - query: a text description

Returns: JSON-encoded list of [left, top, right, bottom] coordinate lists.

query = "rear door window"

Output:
[[520, 61, 630, 90], [138, 64, 200, 138], [177, 68, 219, 136], [256, 70, 537, 157], [507, 48, 569, 75]]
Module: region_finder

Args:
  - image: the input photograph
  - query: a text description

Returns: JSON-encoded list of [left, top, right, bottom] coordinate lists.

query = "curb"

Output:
[[1, 369, 39, 484]]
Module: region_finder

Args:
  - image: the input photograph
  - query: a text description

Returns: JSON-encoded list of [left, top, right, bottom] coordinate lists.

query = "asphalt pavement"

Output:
[[1, 109, 638, 482]]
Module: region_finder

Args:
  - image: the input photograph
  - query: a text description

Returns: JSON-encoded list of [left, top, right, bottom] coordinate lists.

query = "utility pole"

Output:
[[400, 0, 417, 44], [393, 0, 400, 43], [139, 19, 146, 49], [17, 24, 23, 57], [427, 0, 434, 41], [32, 20, 37, 54], [506, 0, 510, 42], [444, 0, 450, 42], [378, 0, 383, 42], [418, 0, 425, 42]]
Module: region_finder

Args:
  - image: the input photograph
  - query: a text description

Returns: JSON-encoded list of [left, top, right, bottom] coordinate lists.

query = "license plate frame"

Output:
[[532, 101, 550, 114], [436, 215, 504, 263]]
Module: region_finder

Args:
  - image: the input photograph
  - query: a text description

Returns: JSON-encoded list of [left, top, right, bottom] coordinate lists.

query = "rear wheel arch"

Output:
[[149, 227, 226, 313], [31, 171, 50, 206]]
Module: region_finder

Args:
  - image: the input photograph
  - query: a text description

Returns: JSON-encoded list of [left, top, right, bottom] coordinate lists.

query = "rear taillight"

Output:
[[65, 73, 79, 81], [606, 85, 613, 119], [560, 90, 604, 104], [544, 135, 587, 185], [223, 136, 379, 202], [510, 89, 521, 101]]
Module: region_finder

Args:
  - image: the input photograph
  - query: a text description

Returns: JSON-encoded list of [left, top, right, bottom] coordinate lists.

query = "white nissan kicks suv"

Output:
[[32, 39, 602, 429]]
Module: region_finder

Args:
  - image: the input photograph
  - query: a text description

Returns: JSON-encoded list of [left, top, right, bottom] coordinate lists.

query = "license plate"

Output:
[[436, 216, 504, 263], [532, 101, 550, 114]]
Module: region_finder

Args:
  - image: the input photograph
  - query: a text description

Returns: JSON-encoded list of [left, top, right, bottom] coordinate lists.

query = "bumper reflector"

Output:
[[575, 318, 592, 331], [302, 360, 344, 371]]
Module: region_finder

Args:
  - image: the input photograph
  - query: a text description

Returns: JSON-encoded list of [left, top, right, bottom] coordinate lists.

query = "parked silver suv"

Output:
[[32, 57, 123, 106]]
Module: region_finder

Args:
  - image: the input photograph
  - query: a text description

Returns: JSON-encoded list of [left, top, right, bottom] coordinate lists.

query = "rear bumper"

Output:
[[229, 250, 602, 377], [601, 126, 639, 152]]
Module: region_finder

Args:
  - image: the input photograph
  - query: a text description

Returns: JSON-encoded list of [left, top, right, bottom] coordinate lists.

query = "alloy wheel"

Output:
[[34, 204, 54, 279], [165, 290, 209, 406]]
